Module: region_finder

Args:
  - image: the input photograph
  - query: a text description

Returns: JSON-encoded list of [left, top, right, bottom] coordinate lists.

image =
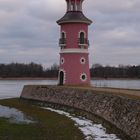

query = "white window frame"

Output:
[[80, 73, 87, 82], [80, 57, 86, 64]]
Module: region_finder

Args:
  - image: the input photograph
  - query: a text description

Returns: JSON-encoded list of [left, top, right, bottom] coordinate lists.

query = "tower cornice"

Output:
[[57, 11, 92, 25]]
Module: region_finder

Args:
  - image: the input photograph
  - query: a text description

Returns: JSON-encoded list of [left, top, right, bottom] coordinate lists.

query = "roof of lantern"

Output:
[[57, 11, 92, 25]]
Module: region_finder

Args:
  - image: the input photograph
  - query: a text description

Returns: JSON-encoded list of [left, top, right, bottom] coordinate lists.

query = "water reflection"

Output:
[[0, 105, 34, 124]]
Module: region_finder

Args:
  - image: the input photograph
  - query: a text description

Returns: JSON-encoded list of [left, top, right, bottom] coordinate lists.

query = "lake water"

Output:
[[91, 79, 140, 89], [0, 79, 139, 99], [0, 80, 56, 99], [0, 105, 34, 124]]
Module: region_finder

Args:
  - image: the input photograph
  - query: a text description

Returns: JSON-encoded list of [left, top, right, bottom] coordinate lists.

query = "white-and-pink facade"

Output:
[[57, 0, 92, 86]]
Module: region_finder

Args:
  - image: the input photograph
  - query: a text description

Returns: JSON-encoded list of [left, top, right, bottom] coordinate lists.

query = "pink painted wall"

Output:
[[59, 22, 91, 86], [61, 23, 88, 49], [60, 53, 90, 85]]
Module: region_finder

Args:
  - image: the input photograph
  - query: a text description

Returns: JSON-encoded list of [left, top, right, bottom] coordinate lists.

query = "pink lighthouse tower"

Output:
[[57, 0, 92, 86]]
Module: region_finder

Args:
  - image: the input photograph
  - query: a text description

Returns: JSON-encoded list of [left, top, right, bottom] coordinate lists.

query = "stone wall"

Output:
[[21, 85, 140, 140]]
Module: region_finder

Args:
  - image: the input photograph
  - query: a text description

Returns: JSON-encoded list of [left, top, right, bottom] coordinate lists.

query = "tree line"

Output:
[[90, 64, 140, 78], [0, 62, 140, 78], [0, 63, 58, 78]]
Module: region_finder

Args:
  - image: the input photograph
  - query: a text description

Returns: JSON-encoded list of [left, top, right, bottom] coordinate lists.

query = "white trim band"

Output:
[[60, 48, 89, 54]]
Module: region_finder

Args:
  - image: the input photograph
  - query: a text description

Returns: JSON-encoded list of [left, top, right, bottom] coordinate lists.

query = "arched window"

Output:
[[60, 31, 66, 46], [58, 69, 66, 85], [61, 32, 66, 39], [79, 32, 85, 44], [59, 71, 64, 85]]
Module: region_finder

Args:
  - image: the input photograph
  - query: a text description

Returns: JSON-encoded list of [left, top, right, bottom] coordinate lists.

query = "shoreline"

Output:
[[0, 77, 57, 80], [0, 77, 139, 80]]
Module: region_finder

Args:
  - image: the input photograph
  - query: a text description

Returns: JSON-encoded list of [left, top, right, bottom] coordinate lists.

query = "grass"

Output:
[[0, 98, 84, 140]]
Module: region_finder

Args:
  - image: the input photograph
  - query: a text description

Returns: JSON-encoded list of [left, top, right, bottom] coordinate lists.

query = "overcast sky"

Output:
[[0, 0, 140, 67]]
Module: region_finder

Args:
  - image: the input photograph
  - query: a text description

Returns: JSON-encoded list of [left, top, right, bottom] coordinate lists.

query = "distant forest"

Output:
[[0, 62, 140, 78], [90, 64, 140, 78]]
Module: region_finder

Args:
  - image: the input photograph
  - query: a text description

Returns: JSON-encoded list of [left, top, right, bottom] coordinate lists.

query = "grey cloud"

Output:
[[0, 0, 140, 66], [87, 0, 140, 65], [27, 0, 65, 21], [85, 0, 140, 13]]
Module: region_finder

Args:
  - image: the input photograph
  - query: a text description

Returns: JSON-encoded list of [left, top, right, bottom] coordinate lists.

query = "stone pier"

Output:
[[21, 85, 140, 140]]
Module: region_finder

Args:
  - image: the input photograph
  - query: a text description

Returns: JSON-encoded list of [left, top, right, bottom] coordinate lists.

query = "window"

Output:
[[61, 32, 66, 39], [80, 57, 86, 64], [59, 31, 66, 46], [79, 32, 85, 44], [82, 75, 86, 80], [80, 73, 87, 82], [61, 57, 65, 64]]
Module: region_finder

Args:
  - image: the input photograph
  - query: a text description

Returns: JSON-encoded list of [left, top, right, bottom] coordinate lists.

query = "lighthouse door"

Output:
[[59, 71, 64, 85]]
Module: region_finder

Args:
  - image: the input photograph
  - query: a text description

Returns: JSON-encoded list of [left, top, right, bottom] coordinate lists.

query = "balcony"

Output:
[[59, 38, 66, 48], [78, 38, 89, 48]]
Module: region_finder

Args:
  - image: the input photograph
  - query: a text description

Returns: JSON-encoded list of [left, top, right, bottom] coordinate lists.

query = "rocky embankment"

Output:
[[21, 85, 140, 140]]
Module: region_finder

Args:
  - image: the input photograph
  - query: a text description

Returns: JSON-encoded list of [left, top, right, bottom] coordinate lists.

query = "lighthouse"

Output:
[[57, 0, 92, 86]]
